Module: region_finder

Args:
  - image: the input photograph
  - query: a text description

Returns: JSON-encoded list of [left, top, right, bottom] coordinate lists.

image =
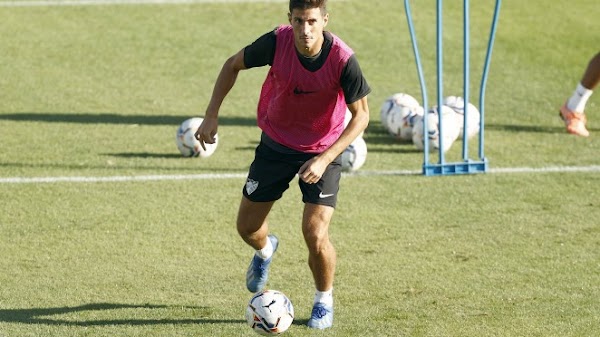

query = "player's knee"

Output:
[[303, 230, 331, 254], [236, 220, 249, 237]]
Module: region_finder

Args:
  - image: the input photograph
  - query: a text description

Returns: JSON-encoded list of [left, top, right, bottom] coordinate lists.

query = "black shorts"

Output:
[[242, 140, 342, 208]]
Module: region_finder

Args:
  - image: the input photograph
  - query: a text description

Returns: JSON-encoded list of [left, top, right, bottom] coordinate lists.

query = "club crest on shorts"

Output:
[[245, 179, 259, 195]]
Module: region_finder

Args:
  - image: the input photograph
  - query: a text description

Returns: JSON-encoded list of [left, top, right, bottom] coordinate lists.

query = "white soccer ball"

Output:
[[245, 289, 294, 336], [443, 96, 480, 140], [386, 105, 425, 141], [175, 117, 218, 158], [379, 93, 421, 137], [341, 136, 367, 172], [343, 107, 364, 139], [412, 105, 460, 153]]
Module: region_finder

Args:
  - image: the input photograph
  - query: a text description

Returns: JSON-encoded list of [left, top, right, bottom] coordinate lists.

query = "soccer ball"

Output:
[[175, 117, 218, 158], [386, 104, 425, 141], [412, 105, 460, 153], [379, 93, 421, 138], [341, 136, 367, 172], [443, 95, 480, 140], [245, 289, 294, 336]]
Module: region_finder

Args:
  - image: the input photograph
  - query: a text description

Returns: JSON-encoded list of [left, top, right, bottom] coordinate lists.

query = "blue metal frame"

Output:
[[404, 0, 501, 176]]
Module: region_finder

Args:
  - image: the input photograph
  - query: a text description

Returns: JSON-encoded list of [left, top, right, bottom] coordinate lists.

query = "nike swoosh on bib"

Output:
[[293, 87, 317, 95]]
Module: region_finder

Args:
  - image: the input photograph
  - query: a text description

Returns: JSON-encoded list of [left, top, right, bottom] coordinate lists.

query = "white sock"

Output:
[[567, 83, 593, 113], [314, 288, 333, 306], [255, 237, 273, 260]]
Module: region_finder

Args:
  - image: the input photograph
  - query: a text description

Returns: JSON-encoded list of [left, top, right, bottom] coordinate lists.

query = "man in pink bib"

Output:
[[195, 0, 370, 329]]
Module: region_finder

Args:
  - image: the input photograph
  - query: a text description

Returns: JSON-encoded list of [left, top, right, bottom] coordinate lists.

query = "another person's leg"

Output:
[[560, 51, 600, 137], [580, 52, 600, 91]]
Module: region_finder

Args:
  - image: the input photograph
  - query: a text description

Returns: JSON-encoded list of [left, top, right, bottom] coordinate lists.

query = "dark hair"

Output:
[[289, 0, 327, 14]]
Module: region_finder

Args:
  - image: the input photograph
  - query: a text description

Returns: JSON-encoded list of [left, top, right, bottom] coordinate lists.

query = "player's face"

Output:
[[288, 7, 328, 57]]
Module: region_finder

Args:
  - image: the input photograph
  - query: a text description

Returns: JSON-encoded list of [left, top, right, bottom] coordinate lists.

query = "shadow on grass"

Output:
[[292, 318, 309, 326], [485, 123, 565, 133], [12, 112, 586, 137], [370, 119, 600, 137], [481, 123, 598, 134], [0, 112, 256, 127], [0, 303, 244, 326], [106, 152, 184, 159], [0, 161, 247, 173], [363, 129, 422, 154]]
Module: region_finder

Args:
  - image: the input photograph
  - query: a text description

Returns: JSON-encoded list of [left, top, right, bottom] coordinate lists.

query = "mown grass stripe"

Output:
[[0, 0, 301, 7]]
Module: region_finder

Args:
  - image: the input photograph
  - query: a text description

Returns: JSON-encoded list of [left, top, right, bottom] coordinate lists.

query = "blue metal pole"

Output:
[[462, 0, 470, 161], [404, 0, 430, 168], [436, 0, 444, 164], [479, 0, 502, 159]]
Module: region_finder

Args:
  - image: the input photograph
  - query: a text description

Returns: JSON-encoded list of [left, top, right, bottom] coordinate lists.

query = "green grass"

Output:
[[1, 0, 599, 336]]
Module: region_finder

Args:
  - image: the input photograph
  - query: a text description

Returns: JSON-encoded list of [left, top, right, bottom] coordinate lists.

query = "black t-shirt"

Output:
[[243, 29, 371, 104]]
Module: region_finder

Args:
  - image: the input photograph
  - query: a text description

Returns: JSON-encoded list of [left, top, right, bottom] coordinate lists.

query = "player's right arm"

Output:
[[195, 49, 247, 149], [195, 30, 275, 150]]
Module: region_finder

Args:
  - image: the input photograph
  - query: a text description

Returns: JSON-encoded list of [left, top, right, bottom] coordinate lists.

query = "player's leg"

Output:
[[241, 140, 296, 292], [237, 197, 274, 250], [302, 204, 336, 292], [581, 51, 600, 90], [560, 51, 600, 137], [298, 156, 341, 329], [238, 197, 280, 293], [302, 203, 336, 329]]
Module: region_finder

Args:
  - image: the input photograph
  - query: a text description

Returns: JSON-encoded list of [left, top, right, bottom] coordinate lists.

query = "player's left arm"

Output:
[[298, 95, 369, 184], [318, 95, 369, 162], [298, 55, 371, 184], [318, 54, 371, 164]]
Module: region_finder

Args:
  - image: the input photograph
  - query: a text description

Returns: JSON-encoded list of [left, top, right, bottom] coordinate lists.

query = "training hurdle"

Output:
[[404, 0, 502, 176]]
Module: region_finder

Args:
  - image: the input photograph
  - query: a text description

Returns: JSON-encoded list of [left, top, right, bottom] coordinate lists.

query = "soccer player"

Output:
[[560, 51, 600, 137], [194, 0, 370, 330]]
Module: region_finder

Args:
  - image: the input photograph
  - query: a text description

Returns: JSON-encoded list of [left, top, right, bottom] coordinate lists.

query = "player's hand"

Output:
[[298, 157, 328, 184], [194, 116, 218, 151]]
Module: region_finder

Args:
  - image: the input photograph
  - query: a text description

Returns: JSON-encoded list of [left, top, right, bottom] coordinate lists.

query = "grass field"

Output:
[[1, 0, 599, 336]]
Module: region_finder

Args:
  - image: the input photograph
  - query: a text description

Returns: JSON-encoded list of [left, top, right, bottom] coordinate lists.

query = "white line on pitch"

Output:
[[490, 165, 600, 174], [0, 0, 299, 7], [358, 165, 600, 176], [1, 165, 600, 184]]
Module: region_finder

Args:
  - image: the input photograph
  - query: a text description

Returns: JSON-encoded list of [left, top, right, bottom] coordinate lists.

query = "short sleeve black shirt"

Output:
[[243, 29, 371, 104]]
